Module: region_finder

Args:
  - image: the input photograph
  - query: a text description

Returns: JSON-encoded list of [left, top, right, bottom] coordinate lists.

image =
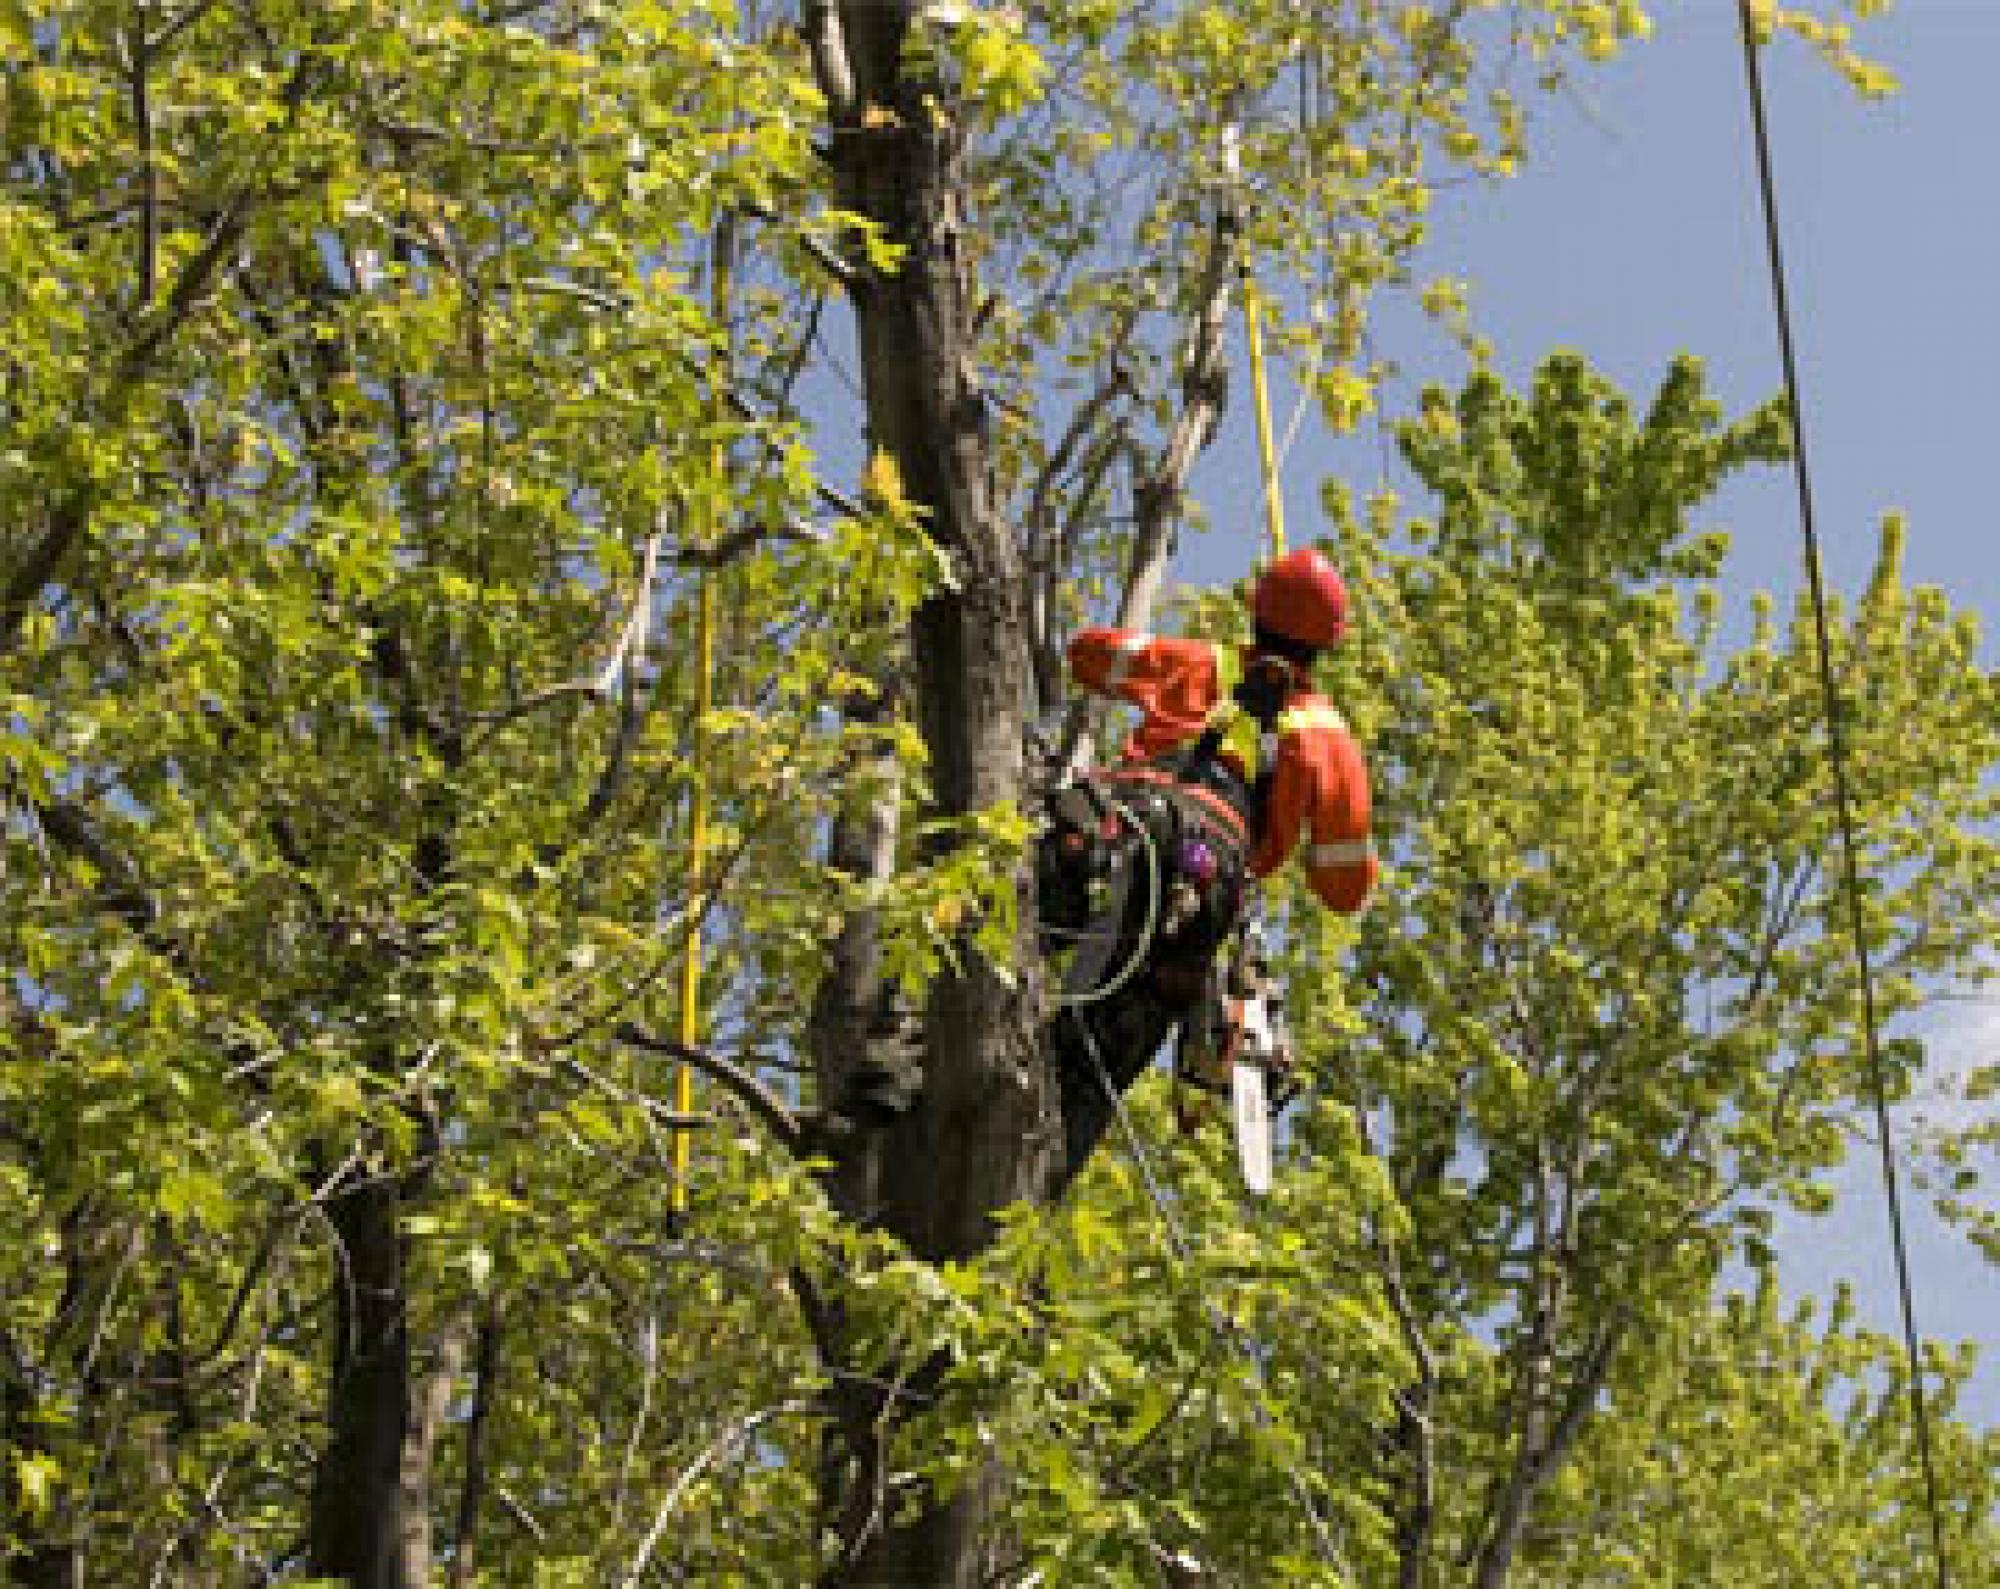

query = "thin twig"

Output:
[[620, 1401, 815, 1587]]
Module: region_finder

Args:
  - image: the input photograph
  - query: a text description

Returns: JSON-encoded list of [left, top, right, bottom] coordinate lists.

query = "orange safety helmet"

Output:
[[1252, 548, 1349, 649]]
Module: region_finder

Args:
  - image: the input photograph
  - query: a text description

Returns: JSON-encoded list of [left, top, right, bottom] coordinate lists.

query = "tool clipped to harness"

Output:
[[1173, 914, 1297, 1192], [1038, 779, 1122, 940]]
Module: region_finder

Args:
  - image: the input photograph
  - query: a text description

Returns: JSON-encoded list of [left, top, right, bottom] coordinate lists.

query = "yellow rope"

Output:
[[674, 234, 730, 1218], [1241, 272, 1287, 562], [673, 567, 713, 1217]]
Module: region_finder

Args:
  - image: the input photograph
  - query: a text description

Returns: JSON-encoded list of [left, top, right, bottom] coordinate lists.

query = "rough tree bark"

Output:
[[308, 1175, 411, 1587], [806, 3, 1057, 1583]]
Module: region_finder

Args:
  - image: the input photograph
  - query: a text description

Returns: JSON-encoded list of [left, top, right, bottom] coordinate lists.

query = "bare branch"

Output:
[[620, 1401, 816, 1587], [609, 1313, 663, 1540], [614, 1026, 805, 1155], [589, 532, 663, 696], [1023, 339, 1136, 553], [557, 1052, 713, 1134], [1022, 338, 1135, 712], [668, 517, 824, 570], [722, 386, 865, 519], [494, 1485, 547, 1544], [1033, 419, 1129, 714], [803, 1, 859, 122], [510, 274, 631, 315], [465, 680, 610, 738], [742, 202, 861, 291], [1119, 213, 1238, 633], [1055, 213, 1238, 770]]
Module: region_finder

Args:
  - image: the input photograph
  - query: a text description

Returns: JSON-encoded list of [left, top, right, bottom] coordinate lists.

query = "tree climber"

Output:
[[1042, 546, 1377, 1180]]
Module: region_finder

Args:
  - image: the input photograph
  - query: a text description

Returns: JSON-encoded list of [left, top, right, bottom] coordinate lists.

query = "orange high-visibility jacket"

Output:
[[1068, 627, 1377, 913]]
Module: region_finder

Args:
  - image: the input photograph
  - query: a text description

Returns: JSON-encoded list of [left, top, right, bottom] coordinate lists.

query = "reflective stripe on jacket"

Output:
[[1066, 626, 1376, 912]]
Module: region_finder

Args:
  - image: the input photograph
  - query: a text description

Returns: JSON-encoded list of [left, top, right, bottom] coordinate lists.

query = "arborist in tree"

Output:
[[1041, 546, 1376, 1180]]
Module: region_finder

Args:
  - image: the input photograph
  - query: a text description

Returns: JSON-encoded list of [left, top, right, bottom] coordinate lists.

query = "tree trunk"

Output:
[[823, 0, 1055, 1240], [809, 682, 903, 1227], [446, 1306, 503, 1589], [397, 1313, 471, 1587], [309, 1174, 410, 1588], [810, 3, 1056, 1581], [1392, 1390, 1436, 1589], [1468, 1322, 1624, 1589]]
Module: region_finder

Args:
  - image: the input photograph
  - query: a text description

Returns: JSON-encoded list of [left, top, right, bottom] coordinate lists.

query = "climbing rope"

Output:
[[1733, 6, 1952, 1581], [1221, 114, 1291, 566], [1240, 275, 1289, 561], [672, 222, 733, 1219], [1050, 794, 1166, 1010]]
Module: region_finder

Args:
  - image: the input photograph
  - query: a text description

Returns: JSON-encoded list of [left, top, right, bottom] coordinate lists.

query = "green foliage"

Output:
[[1519, 1278, 2000, 1585], [1, 0, 1976, 1584], [1276, 351, 2000, 1578], [0, 0, 886, 1576]]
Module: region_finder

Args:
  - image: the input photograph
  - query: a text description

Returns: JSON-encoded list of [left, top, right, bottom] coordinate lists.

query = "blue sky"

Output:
[[1184, 5, 1999, 1423]]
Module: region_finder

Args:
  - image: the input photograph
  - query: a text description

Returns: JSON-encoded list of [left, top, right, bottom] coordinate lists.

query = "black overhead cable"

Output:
[[1732, 5, 1953, 1582]]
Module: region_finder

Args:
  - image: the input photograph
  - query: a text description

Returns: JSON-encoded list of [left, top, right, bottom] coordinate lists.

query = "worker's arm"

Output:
[[1300, 730, 1376, 912], [1067, 628, 1217, 709], [1252, 719, 1376, 912]]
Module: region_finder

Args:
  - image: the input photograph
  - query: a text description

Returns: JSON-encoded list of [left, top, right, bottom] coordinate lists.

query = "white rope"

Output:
[[1247, 315, 1326, 545], [1049, 795, 1164, 1010], [591, 532, 663, 697]]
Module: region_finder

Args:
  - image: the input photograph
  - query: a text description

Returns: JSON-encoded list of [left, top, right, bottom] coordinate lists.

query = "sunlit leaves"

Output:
[[0, 0, 845, 1577], [1290, 351, 1998, 1574]]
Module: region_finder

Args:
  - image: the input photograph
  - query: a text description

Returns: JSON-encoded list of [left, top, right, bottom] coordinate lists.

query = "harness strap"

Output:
[[1100, 765, 1251, 848], [1207, 644, 1268, 777]]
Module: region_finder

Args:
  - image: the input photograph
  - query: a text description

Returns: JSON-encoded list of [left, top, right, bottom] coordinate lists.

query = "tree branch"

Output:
[[1023, 343, 1134, 713], [668, 517, 824, 570], [614, 1026, 805, 1154], [3, 47, 330, 656], [803, 1, 859, 123], [127, 18, 158, 306], [34, 797, 159, 934], [1469, 1314, 1627, 1589], [398, 1311, 472, 1585], [1055, 212, 1237, 769], [1119, 213, 1238, 633], [741, 201, 861, 291], [448, 1303, 503, 1589], [189, 1214, 295, 1370], [146, 0, 222, 54], [620, 1401, 816, 1588]]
